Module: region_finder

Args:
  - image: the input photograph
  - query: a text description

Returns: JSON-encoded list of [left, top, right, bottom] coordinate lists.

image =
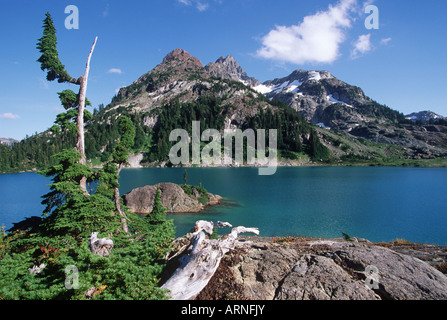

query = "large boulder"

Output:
[[122, 183, 222, 214], [198, 239, 447, 300]]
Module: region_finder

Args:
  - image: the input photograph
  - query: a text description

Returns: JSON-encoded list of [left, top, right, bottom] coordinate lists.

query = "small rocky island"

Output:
[[123, 183, 222, 214]]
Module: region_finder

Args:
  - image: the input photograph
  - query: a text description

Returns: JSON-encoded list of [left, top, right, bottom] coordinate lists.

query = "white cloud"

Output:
[[177, 0, 211, 12], [0, 113, 20, 120], [108, 68, 123, 75], [256, 0, 358, 65], [196, 2, 209, 11], [103, 3, 110, 17], [381, 37, 392, 45], [362, 0, 376, 9], [351, 33, 372, 59]]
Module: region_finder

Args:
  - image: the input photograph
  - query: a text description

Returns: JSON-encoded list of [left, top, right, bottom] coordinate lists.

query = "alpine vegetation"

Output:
[[0, 13, 175, 300]]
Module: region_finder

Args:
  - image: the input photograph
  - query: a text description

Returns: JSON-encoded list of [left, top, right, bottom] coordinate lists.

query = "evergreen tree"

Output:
[[309, 130, 330, 161], [147, 187, 171, 230], [36, 13, 73, 83], [39, 149, 117, 237], [0, 119, 175, 299], [0, 13, 176, 300], [98, 116, 136, 233], [36, 12, 98, 193]]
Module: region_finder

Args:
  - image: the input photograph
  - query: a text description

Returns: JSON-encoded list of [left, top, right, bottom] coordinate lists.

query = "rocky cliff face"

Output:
[[254, 70, 447, 158], [197, 237, 447, 300], [257, 69, 372, 130]]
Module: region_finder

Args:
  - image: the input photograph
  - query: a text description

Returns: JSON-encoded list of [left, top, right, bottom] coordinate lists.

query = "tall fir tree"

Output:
[[36, 13, 73, 83], [148, 187, 167, 226], [36, 12, 97, 193]]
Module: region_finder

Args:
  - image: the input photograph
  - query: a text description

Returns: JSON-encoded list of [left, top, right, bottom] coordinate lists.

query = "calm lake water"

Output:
[[1, 167, 446, 245]]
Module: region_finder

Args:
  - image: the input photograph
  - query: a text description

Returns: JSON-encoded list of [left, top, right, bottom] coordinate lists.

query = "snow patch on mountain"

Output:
[[254, 79, 304, 95], [253, 84, 273, 94], [285, 80, 303, 93], [405, 111, 446, 124], [272, 81, 290, 93], [327, 94, 353, 108], [316, 123, 331, 130], [308, 71, 321, 81]]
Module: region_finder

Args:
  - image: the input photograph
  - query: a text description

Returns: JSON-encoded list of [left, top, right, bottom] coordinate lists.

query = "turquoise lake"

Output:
[[1, 167, 446, 245]]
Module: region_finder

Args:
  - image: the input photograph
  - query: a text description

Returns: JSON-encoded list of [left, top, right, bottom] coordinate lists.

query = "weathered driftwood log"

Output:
[[161, 220, 259, 300], [29, 263, 46, 275], [89, 232, 114, 257]]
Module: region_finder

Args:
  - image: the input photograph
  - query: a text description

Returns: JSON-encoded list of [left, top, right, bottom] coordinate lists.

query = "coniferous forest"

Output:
[[1, 96, 331, 173]]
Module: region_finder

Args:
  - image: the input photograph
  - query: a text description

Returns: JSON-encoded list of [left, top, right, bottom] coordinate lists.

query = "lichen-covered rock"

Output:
[[274, 254, 379, 300], [335, 244, 447, 300], [200, 238, 447, 300]]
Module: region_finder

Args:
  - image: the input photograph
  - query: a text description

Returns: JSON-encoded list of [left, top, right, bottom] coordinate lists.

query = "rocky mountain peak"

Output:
[[265, 70, 334, 87], [160, 48, 203, 70], [405, 110, 446, 124], [205, 55, 260, 87], [254, 69, 338, 97], [103, 48, 447, 163], [0, 137, 18, 146], [215, 55, 237, 65]]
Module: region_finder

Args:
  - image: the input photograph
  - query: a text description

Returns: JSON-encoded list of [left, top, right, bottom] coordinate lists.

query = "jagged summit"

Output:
[[110, 49, 268, 124], [161, 48, 203, 68], [405, 111, 446, 124], [214, 55, 237, 65], [154, 49, 203, 75], [205, 55, 260, 87], [258, 70, 334, 93]]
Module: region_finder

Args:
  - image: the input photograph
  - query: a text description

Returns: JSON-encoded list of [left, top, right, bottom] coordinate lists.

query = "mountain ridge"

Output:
[[405, 110, 446, 124], [105, 48, 447, 162], [112, 49, 445, 133], [111, 48, 401, 127], [2, 48, 447, 173], [0, 137, 18, 147]]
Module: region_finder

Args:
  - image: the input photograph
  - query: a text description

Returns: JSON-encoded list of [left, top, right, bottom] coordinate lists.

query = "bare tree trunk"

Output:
[[115, 163, 130, 233], [114, 187, 129, 233], [77, 36, 98, 194], [89, 232, 113, 257], [161, 220, 259, 300]]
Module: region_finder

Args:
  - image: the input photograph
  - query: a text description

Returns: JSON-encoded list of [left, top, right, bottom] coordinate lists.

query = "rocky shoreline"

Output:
[[196, 236, 447, 300], [128, 152, 447, 170]]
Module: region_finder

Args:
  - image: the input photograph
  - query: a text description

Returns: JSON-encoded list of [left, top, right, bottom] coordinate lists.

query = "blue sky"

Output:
[[1, 0, 446, 140]]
